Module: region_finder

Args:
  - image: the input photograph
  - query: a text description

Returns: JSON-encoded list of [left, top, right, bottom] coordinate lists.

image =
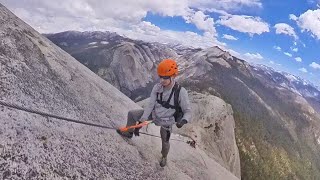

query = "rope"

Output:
[[139, 132, 185, 142], [0, 100, 189, 143], [0, 100, 115, 130]]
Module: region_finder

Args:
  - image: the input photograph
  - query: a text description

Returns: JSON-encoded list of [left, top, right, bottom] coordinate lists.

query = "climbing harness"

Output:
[[156, 82, 184, 122]]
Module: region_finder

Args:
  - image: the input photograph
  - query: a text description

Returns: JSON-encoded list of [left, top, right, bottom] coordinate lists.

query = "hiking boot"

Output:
[[116, 129, 133, 139], [160, 156, 167, 167]]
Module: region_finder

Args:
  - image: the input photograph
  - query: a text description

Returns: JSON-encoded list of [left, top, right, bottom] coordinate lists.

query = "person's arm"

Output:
[[140, 84, 158, 121], [176, 87, 192, 128]]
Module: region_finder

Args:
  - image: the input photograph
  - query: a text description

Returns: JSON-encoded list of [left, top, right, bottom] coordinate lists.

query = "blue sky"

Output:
[[2, 0, 320, 86], [143, 0, 320, 86]]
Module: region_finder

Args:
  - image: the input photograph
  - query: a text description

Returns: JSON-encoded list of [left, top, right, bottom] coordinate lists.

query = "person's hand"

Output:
[[176, 119, 187, 128], [134, 121, 143, 136], [134, 120, 147, 136]]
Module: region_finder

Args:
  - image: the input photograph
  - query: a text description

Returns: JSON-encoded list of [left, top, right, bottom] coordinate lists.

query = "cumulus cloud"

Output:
[[296, 9, 320, 39], [1, 0, 267, 48], [268, 60, 281, 66], [295, 57, 302, 62], [273, 46, 281, 51], [218, 15, 269, 35], [227, 48, 241, 57], [291, 47, 298, 52], [222, 34, 238, 40], [123, 21, 226, 48], [289, 14, 298, 21], [274, 23, 298, 39], [310, 62, 320, 69], [189, 0, 262, 12], [299, 68, 308, 73], [185, 11, 217, 37], [4, 0, 192, 31], [131, 21, 161, 35], [284, 52, 292, 57], [244, 52, 264, 61], [2, 0, 232, 48], [3, 0, 263, 36]]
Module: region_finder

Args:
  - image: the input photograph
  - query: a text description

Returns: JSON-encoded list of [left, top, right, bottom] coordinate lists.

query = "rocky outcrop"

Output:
[[138, 91, 241, 178], [177, 47, 233, 79], [46, 32, 179, 99], [186, 92, 240, 177], [109, 42, 178, 96]]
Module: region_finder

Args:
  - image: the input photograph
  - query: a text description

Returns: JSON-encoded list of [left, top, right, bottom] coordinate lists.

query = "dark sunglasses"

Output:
[[159, 76, 171, 80]]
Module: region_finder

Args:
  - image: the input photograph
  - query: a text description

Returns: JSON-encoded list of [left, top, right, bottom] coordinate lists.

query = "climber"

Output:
[[117, 59, 192, 167]]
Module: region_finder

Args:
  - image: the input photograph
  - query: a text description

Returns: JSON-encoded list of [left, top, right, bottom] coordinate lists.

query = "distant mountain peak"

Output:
[[252, 63, 320, 98]]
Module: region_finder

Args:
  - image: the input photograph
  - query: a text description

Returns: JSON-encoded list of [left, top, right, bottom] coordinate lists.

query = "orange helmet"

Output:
[[157, 59, 178, 77]]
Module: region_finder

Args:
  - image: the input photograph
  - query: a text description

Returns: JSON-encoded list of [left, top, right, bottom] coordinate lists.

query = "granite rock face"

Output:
[[138, 91, 241, 178], [0, 4, 240, 180]]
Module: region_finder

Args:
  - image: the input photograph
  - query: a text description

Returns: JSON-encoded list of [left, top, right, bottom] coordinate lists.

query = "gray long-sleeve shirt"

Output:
[[140, 81, 192, 127]]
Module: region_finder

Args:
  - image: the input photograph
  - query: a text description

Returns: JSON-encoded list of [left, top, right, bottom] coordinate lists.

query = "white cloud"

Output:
[[289, 14, 298, 21], [3, 0, 232, 48], [5, 0, 192, 32], [269, 61, 275, 64], [284, 52, 292, 57], [296, 9, 320, 39], [125, 21, 226, 48], [227, 48, 241, 57], [295, 57, 302, 62], [307, 0, 320, 5], [88, 42, 97, 45], [218, 15, 270, 35], [2, 0, 264, 38], [273, 46, 281, 51], [189, 0, 262, 12], [310, 62, 320, 69], [274, 23, 298, 39], [131, 21, 161, 35], [291, 47, 298, 52], [222, 34, 238, 40], [0, 0, 266, 48], [185, 11, 217, 37], [299, 68, 308, 73], [244, 52, 264, 61]]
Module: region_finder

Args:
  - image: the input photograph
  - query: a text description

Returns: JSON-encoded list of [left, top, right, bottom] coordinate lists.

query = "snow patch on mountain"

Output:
[[88, 42, 97, 45], [100, 41, 109, 44]]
